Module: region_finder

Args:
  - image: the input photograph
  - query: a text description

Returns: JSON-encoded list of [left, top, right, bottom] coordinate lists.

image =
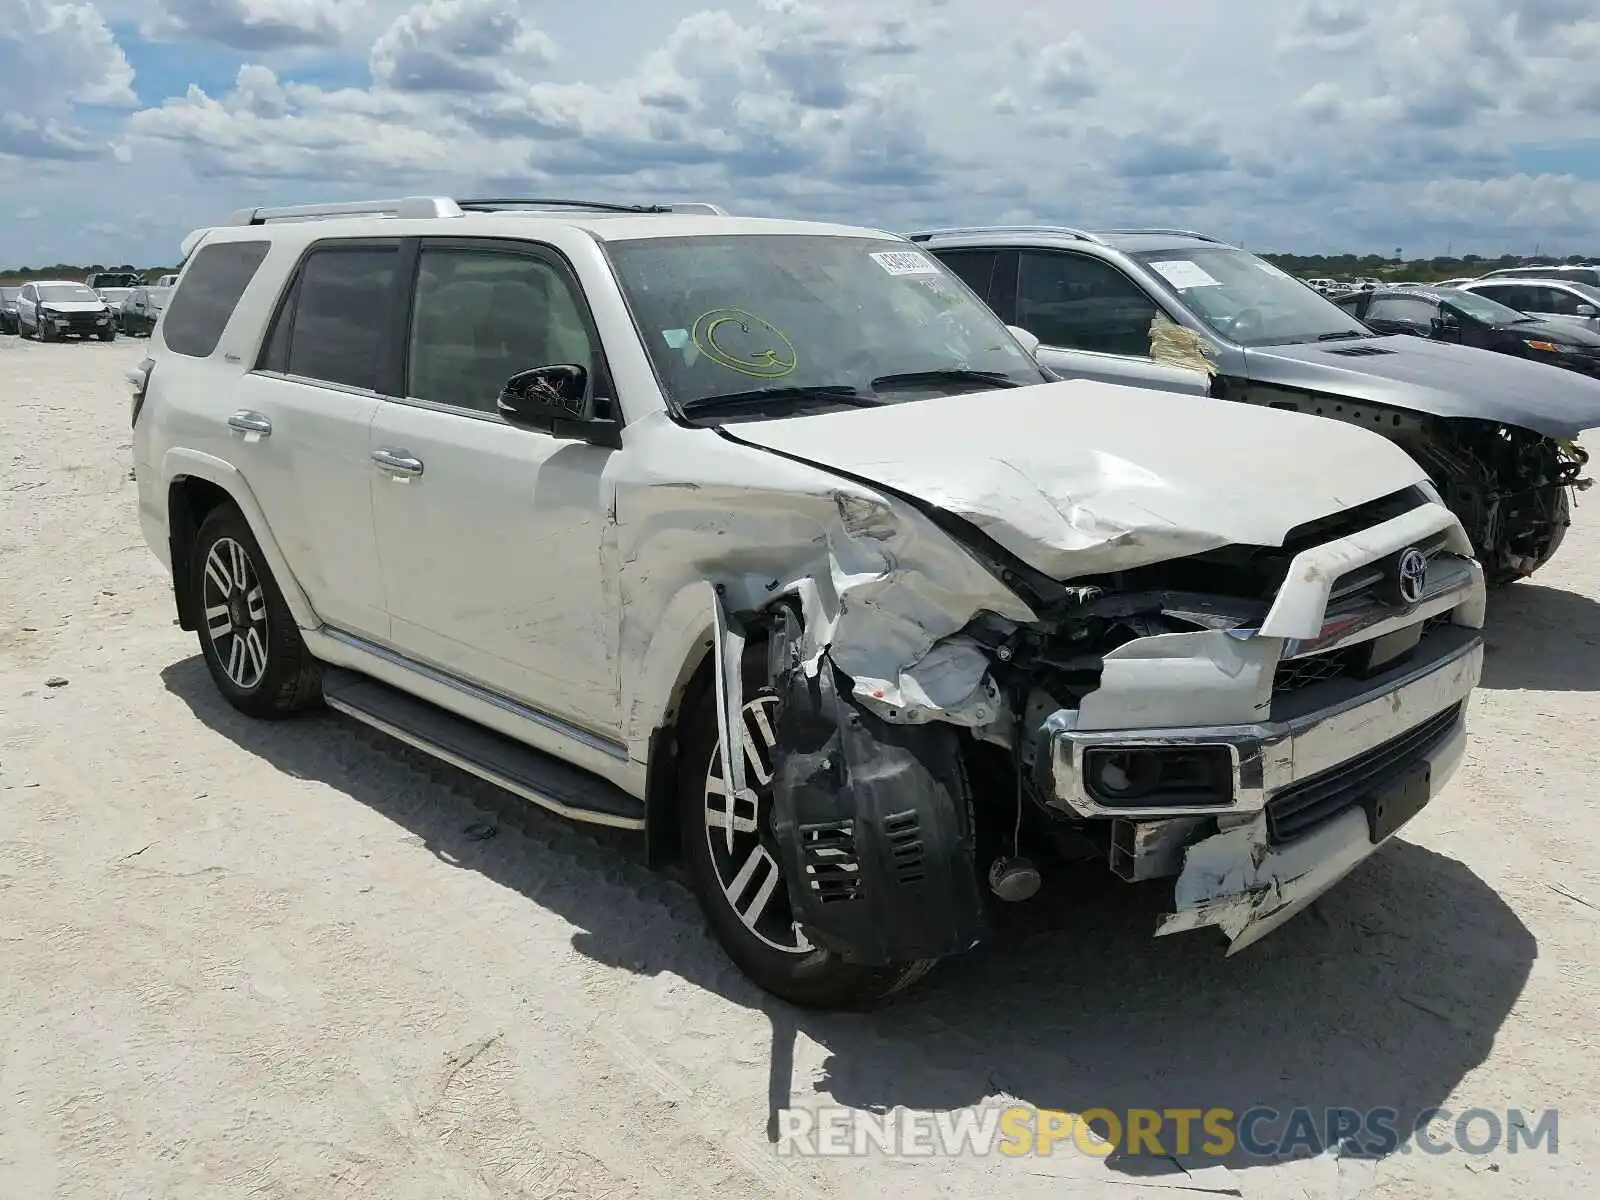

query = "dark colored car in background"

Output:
[[117, 286, 171, 336], [1336, 286, 1600, 377], [910, 225, 1600, 583], [0, 286, 18, 334], [84, 270, 143, 292]]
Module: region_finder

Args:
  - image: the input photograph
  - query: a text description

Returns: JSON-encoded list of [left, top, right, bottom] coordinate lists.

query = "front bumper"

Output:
[[1048, 627, 1481, 820]]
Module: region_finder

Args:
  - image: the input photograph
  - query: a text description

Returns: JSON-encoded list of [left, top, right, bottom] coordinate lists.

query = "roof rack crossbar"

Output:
[[1095, 227, 1225, 243], [904, 225, 1102, 243]]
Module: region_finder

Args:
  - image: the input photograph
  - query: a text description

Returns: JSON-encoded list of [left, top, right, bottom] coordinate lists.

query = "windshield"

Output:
[[99, 288, 133, 301], [1570, 281, 1600, 305], [603, 234, 1045, 417], [148, 287, 172, 307], [1131, 247, 1372, 346], [0, 288, 17, 302], [38, 284, 101, 304], [1439, 289, 1529, 324]]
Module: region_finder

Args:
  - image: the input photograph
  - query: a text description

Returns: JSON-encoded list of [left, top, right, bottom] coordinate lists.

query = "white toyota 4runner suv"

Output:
[[131, 196, 1486, 1009]]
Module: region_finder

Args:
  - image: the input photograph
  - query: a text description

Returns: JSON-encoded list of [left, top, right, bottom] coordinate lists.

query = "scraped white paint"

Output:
[[1160, 718, 1469, 952]]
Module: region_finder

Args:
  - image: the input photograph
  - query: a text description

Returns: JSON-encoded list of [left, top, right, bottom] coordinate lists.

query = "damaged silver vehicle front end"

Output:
[[698, 384, 1486, 971]]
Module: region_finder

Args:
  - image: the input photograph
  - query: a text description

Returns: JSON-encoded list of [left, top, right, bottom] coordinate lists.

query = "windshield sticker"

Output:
[[870, 250, 940, 277], [1149, 260, 1222, 289], [691, 308, 797, 378], [661, 328, 689, 349]]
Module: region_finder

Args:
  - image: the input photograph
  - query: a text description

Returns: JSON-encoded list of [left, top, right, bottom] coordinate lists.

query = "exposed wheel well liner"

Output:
[[167, 476, 236, 629]]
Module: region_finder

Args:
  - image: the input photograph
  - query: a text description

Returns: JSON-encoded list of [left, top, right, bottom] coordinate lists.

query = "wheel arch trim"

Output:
[[160, 447, 318, 630]]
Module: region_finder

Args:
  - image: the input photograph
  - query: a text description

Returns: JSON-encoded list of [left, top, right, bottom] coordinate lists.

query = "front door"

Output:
[[368, 239, 623, 739], [1013, 250, 1212, 394]]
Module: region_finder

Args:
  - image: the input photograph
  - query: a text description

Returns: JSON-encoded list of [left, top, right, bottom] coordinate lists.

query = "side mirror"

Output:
[[496, 363, 620, 447], [1577, 304, 1598, 317], [1007, 325, 1042, 358]]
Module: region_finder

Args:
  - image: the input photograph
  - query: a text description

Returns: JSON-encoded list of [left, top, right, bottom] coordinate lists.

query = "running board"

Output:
[[321, 668, 646, 830]]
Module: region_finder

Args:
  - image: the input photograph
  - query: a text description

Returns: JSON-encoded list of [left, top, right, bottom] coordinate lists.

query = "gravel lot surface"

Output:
[[2, 336, 1597, 1199]]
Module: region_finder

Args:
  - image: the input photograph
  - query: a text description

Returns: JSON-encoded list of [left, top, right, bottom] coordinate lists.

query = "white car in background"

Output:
[[15, 280, 117, 341]]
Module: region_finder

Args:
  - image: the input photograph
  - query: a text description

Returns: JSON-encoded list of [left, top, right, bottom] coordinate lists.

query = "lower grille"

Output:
[[1265, 702, 1462, 844], [1274, 612, 1456, 695]]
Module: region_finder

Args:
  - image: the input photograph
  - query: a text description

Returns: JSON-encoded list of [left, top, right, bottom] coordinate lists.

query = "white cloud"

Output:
[[6, 0, 1600, 264], [369, 0, 556, 94], [0, 1, 135, 162], [142, 0, 364, 50]]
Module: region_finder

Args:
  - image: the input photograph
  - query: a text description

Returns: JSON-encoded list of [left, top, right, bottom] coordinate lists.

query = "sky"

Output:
[[3, 0, 1599, 267]]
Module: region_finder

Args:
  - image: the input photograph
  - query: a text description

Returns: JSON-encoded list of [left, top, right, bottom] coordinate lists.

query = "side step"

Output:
[[321, 668, 646, 830]]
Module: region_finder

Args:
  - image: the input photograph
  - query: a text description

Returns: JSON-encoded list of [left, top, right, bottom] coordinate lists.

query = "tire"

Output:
[[39, 323, 55, 343], [677, 650, 936, 1010], [190, 503, 323, 718]]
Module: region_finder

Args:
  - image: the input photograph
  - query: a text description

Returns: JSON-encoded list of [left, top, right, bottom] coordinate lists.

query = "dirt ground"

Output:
[[2, 335, 1596, 1200]]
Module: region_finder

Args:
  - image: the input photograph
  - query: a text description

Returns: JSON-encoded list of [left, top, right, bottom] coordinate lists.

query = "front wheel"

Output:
[[1484, 486, 1571, 585], [677, 652, 936, 1010], [190, 504, 323, 718]]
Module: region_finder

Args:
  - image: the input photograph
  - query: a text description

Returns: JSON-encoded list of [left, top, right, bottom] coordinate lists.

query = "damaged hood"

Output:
[[724, 378, 1430, 580], [1246, 335, 1600, 438]]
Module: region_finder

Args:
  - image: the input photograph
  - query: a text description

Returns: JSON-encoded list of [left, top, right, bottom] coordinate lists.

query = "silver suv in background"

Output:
[[911, 225, 1600, 584], [1455, 276, 1600, 336]]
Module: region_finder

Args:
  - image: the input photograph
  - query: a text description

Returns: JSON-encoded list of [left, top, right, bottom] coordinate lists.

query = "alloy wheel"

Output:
[[202, 537, 269, 689], [703, 693, 811, 954]]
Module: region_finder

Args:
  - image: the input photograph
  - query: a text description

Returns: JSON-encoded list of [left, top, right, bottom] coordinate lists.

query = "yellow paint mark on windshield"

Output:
[[691, 308, 797, 378]]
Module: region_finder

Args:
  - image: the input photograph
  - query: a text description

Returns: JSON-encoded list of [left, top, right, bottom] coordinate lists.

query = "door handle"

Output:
[[227, 410, 272, 437], [372, 448, 425, 478]]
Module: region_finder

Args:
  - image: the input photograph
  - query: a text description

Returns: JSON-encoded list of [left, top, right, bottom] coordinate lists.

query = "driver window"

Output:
[[1015, 251, 1159, 357], [408, 247, 596, 414], [1366, 296, 1436, 325], [1527, 287, 1580, 315]]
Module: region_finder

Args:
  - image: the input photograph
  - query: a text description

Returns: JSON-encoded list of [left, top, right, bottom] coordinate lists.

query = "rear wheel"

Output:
[[190, 504, 323, 718], [677, 652, 935, 1009]]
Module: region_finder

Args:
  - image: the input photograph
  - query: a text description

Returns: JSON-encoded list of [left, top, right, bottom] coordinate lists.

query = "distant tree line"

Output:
[[0, 263, 180, 285], [1258, 251, 1597, 282]]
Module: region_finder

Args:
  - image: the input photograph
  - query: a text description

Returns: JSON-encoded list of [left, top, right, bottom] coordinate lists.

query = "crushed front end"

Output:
[[988, 485, 1485, 951]]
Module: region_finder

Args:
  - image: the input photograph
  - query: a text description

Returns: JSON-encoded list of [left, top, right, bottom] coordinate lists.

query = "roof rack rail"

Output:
[[1095, 227, 1225, 243], [904, 224, 1102, 243], [457, 197, 728, 215], [224, 195, 730, 226], [225, 196, 466, 225]]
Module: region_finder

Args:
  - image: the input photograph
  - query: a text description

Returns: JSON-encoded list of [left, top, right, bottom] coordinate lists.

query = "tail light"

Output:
[[127, 357, 154, 427]]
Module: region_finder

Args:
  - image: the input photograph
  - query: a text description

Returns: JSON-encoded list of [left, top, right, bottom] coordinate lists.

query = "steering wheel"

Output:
[[1227, 306, 1265, 340]]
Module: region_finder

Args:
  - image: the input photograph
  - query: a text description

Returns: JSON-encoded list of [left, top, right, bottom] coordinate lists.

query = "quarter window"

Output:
[[1015, 251, 1161, 356], [935, 250, 1000, 303], [406, 247, 597, 415], [161, 239, 270, 358]]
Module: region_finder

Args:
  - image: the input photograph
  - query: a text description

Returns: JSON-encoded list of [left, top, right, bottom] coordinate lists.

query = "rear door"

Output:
[[1008, 249, 1211, 393], [227, 240, 398, 639]]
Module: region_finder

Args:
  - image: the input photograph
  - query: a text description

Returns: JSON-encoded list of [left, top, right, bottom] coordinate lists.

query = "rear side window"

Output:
[[161, 240, 270, 358], [268, 244, 399, 391]]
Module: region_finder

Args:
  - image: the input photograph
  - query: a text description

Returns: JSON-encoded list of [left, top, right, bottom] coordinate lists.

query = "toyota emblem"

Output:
[[1395, 547, 1428, 605]]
